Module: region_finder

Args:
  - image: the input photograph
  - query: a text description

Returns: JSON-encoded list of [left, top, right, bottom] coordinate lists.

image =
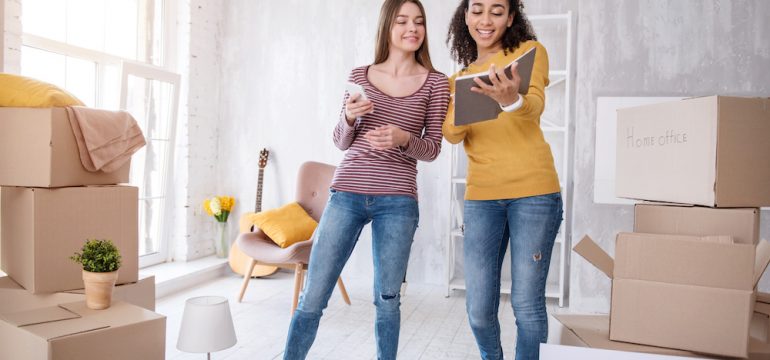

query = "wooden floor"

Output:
[[158, 272, 559, 359]]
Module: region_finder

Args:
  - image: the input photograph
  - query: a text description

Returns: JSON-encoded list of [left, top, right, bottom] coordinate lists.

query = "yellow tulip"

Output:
[[203, 199, 213, 216]]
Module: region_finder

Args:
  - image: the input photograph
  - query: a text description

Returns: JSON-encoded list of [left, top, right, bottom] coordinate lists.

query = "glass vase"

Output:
[[215, 221, 229, 258]]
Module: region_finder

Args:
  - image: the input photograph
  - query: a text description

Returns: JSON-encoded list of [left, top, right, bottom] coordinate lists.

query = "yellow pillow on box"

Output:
[[250, 202, 318, 248], [0, 73, 85, 107]]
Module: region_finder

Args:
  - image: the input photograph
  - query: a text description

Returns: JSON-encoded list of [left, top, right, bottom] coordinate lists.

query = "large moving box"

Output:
[[0, 277, 165, 360], [574, 234, 770, 358], [634, 204, 760, 244], [0, 107, 130, 187], [615, 96, 770, 207], [1, 186, 139, 293]]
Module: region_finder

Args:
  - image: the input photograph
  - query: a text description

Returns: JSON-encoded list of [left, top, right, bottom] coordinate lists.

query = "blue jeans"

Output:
[[284, 190, 419, 360], [463, 193, 563, 360]]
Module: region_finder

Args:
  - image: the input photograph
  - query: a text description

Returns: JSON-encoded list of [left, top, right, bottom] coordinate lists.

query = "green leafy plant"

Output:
[[70, 239, 122, 273]]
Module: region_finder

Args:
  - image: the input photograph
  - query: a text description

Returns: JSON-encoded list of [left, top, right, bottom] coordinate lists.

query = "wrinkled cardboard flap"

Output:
[[24, 317, 110, 341], [758, 292, 770, 305], [574, 236, 614, 279], [702, 235, 735, 244], [1, 306, 80, 327], [19, 302, 112, 340], [756, 302, 770, 317], [639, 200, 696, 207], [755, 240, 770, 287]]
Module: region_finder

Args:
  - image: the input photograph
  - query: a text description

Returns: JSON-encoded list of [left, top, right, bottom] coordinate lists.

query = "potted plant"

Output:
[[70, 239, 122, 310]]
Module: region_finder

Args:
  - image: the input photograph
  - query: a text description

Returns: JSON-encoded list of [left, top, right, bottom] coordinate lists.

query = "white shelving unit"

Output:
[[446, 12, 575, 307]]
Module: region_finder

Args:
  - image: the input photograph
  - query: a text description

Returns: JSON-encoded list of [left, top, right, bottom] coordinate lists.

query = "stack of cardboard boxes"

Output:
[[552, 96, 770, 359], [0, 107, 166, 359]]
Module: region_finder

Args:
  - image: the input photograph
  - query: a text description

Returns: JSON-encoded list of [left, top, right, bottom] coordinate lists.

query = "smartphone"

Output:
[[345, 82, 368, 102]]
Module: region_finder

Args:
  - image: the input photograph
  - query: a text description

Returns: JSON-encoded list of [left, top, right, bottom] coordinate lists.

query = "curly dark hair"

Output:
[[447, 0, 537, 68]]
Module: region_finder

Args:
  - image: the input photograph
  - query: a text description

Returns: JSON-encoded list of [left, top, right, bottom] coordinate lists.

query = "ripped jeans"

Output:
[[462, 193, 563, 360], [284, 189, 418, 360]]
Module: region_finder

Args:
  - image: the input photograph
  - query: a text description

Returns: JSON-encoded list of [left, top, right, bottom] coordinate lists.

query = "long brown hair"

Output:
[[374, 0, 435, 71], [447, 0, 537, 67]]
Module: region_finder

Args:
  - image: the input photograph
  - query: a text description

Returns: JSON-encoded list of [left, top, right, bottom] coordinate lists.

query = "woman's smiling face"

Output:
[[389, 2, 426, 53], [465, 0, 514, 53]]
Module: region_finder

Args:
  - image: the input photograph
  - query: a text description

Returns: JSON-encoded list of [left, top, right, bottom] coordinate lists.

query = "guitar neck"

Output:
[[255, 168, 264, 213]]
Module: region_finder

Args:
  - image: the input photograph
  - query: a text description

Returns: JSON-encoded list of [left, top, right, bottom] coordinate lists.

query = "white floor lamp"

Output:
[[177, 296, 237, 359]]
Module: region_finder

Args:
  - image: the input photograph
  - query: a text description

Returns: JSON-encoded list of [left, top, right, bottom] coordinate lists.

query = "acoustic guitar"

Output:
[[228, 148, 279, 277]]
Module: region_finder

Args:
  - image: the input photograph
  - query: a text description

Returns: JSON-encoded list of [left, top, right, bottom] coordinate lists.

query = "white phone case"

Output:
[[345, 82, 368, 101]]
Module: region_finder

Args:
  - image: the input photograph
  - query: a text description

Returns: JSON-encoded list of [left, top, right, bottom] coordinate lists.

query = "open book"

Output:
[[454, 46, 537, 125]]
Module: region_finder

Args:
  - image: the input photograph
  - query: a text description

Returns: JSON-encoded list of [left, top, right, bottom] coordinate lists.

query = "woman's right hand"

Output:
[[344, 94, 374, 125], [471, 63, 521, 107]]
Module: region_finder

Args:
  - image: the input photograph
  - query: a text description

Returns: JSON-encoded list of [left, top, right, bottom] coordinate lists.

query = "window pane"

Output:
[[66, 0, 105, 53], [22, 0, 66, 42], [21, 46, 96, 106], [101, 64, 122, 110], [132, 140, 168, 199], [21, 46, 66, 86], [105, 0, 140, 60], [124, 72, 177, 260], [138, 197, 164, 257], [151, 80, 175, 140], [125, 74, 175, 139], [25, 0, 142, 61], [65, 57, 97, 106], [151, 0, 165, 66]]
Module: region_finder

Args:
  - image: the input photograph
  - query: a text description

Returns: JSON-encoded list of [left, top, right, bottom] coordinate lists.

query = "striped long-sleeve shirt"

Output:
[[331, 66, 450, 198]]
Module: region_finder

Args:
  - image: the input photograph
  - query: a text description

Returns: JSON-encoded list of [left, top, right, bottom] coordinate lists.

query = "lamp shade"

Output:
[[177, 296, 237, 353]]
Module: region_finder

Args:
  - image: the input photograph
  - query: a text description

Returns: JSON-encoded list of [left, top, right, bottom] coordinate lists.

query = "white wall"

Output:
[[170, 0, 227, 261], [2, 0, 20, 73], [1, 0, 5, 72]]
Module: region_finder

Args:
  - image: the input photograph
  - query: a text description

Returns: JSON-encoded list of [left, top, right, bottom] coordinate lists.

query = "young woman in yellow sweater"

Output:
[[443, 1, 563, 359]]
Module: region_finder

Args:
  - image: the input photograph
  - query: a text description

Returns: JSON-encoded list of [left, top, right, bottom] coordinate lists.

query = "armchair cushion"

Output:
[[247, 202, 317, 248]]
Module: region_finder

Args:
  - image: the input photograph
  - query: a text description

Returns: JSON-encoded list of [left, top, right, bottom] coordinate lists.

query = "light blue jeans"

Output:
[[284, 189, 419, 360], [463, 192, 563, 360]]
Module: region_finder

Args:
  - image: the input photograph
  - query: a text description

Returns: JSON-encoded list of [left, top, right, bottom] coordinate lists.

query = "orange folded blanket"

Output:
[[66, 106, 146, 173]]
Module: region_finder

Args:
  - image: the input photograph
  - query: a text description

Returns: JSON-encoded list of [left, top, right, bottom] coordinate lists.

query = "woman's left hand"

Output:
[[471, 62, 521, 107], [364, 125, 411, 150]]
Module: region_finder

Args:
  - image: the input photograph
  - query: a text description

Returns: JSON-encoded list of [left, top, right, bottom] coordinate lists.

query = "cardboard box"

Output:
[[546, 313, 770, 359], [0, 107, 130, 187], [0, 277, 165, 360], [1, 186, 139, 293], [64, 275, 156, 311], [615, 96, 770, 207], [574, 234, 770, 357], [635, 204, 760, 244]]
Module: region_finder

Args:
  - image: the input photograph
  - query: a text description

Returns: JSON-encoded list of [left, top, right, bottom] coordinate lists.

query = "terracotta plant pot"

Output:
[[82, 270, 119, 310]]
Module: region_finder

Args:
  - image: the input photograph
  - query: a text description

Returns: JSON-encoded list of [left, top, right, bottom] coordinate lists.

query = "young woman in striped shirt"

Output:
[[444, 0, 563, 359], [283, 1, 449, 359]]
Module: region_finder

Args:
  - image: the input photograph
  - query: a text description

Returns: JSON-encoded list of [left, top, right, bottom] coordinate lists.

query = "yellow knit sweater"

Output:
[[443, 40, 560, 200]]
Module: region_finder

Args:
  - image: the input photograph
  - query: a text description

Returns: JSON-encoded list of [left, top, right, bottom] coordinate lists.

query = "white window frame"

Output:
[[120, 61, 180, 267], [20, 0, 180, 268]]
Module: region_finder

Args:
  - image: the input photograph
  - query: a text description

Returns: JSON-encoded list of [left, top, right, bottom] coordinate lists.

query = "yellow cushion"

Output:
[[0, 73, 84, 107], [250, 202, 318, 248]]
